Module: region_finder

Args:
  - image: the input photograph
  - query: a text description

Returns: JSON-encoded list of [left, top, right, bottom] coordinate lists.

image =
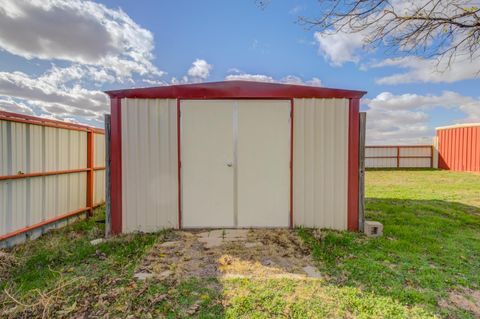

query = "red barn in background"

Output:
[[436, 123, 480, 172]]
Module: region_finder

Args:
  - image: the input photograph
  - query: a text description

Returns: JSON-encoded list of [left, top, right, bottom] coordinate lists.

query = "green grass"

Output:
[[1, 170, 479, 318], [298, 169, 480, 319]]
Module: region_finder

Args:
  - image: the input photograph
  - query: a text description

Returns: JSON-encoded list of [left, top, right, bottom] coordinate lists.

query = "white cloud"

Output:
[[187, 59, 212, 80], [225, 73, 275, 83], [0, 96, 34, 115], [0, 0, 163, 81], [365, 90, 480, 144], [365, 105, 432, 145], [0, 70, 108, 120], [314, 31, 365, 66], [225, 73, 322, 86], [142, 78, 167, 86], [373, 56, 480, 84]]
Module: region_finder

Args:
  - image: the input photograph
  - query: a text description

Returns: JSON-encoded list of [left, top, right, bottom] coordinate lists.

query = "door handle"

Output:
[[226, 162, 233, 167]]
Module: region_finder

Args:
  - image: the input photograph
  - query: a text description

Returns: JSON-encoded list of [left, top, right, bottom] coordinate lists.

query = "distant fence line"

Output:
[[0, 111, 105, 247], [365, 145, 434, 168]]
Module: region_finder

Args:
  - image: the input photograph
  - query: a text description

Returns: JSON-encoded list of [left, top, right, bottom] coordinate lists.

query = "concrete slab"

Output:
[[198, 236, 223, 248], [196, 229, 249, 248]]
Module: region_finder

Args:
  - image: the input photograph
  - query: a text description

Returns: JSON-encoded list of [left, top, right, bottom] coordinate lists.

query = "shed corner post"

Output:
[[348, 98, 360, 232], [110, 97, 123, 235]]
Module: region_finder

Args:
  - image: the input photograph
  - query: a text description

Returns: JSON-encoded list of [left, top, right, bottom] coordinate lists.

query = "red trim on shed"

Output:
[[107, 81, 366, 234], [110, 98, 123, 234], [348, 98, 360, 231], [106, 81, 365, 100]]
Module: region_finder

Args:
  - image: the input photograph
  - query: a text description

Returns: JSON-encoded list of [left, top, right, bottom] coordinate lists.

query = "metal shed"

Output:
[[436, 123, 480, 172], [105, 81, 366, 234]]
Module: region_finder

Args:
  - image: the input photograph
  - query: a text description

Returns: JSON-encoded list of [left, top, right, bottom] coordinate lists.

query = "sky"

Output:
[[0, 0, 479, 144]]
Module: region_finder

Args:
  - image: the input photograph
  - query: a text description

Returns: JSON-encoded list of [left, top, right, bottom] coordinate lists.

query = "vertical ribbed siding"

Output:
[[0, 120, 87, 238], [93, 133, 106, 205], [293, 98, 349, 230], [437, 125, 480, 172], [121, 98, 178, 232], [365, 146, 432, 168]]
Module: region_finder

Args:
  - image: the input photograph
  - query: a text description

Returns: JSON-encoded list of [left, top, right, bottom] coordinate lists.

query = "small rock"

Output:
[[133, 272, 154, 281], [90, 238, 105, 245], [160, 241, 179, 248], [303, 265, 322, 278]]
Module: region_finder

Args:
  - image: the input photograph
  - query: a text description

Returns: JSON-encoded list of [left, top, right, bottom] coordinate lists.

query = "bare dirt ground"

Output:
[[439, 289, 480, 317], [136, 229, 322, 281]]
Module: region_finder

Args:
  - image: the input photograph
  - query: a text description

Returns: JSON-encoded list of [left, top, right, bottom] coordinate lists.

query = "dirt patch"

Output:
[[439, 288, 480, 317], [137, 229, 318, 280], [0, 251, 17, 280]]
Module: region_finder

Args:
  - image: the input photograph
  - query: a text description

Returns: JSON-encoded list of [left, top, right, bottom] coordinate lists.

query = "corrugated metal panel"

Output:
[[94, 133, 105, 167], [293, 98, 349, 230], [399, 147, 431, 157], [365, 158, 397, 168], [93, 132, 105, 205], [0, 121, 7, 175], [121, 98, 178, 232], [399, 158, 431, 168], [437, 125, 480, 172], [94, 170, 105, 205], [11, 122, 27, 174], [365, 147, 396, 157]]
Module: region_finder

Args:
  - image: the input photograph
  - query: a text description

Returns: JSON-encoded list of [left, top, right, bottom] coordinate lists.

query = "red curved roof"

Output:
[[105, 80, 366, 99]]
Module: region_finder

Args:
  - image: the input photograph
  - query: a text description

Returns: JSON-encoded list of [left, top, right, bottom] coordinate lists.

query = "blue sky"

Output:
[[0, 0, 479, 144]]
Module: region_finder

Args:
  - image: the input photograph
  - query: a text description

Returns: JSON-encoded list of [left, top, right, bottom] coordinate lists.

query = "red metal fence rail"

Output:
[[0, 111, 105, 242]]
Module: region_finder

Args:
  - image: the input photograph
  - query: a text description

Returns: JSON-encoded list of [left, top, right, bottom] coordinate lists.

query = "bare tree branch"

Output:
[[299, 0, 480, 68]]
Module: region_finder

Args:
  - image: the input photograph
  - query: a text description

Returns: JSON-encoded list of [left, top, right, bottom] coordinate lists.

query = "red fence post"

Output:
[[87, 130, 94, 216]]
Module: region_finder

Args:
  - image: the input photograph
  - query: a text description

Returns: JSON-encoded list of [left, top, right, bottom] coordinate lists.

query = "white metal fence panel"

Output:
[[293, 98, 349, 230], [0, 113, 105, 247], [365, 157, 397, 168], [365, 146, 433, 168], [0, 121, 89, 239]]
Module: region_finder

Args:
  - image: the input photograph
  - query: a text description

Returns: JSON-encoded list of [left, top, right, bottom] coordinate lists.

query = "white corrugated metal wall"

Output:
[[0, 119, 105, 247], [121, 98, 178, 232], [293, 98, 349, 230]]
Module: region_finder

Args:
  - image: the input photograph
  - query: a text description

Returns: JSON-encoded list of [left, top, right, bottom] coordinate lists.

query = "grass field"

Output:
[[1, 169, 479, 318]]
